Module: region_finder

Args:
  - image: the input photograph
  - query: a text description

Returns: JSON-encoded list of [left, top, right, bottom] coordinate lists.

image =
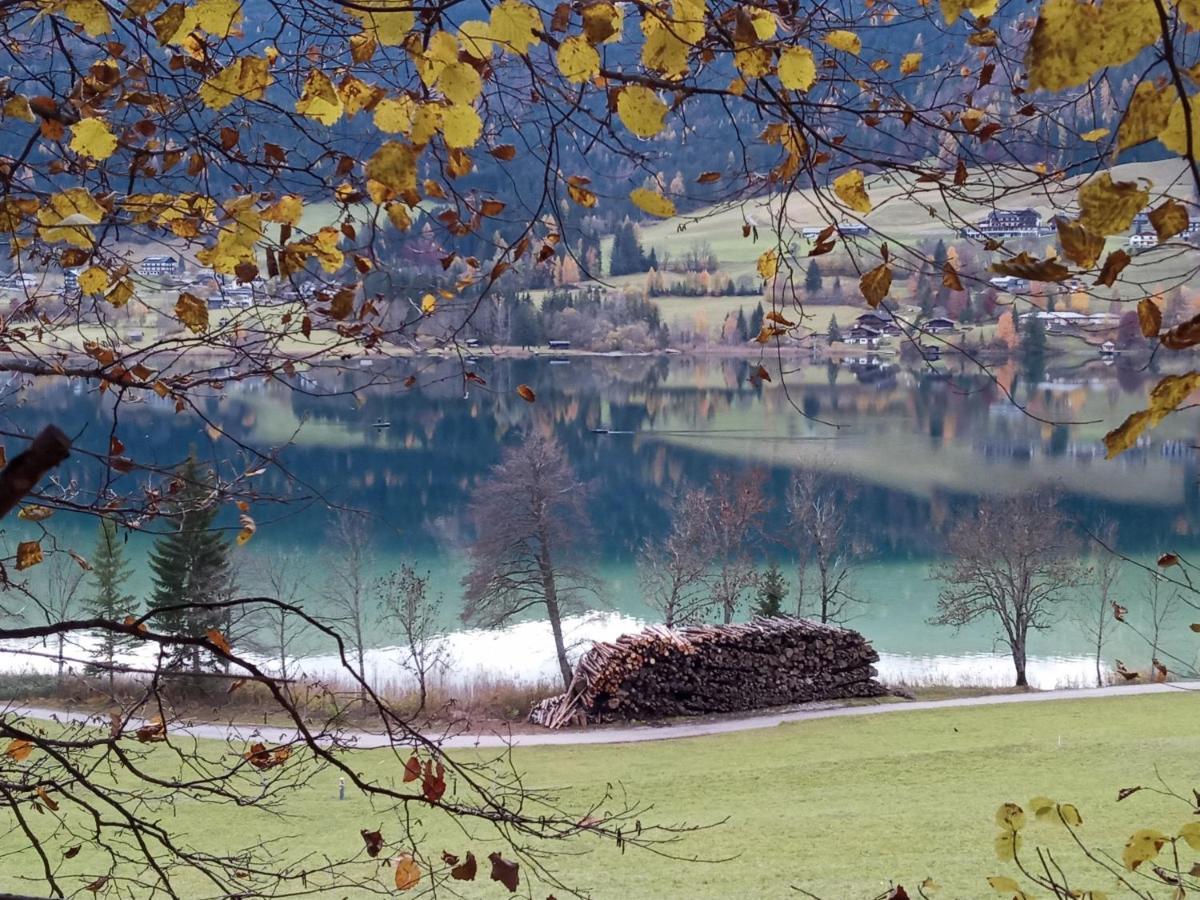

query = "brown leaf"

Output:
[[5, 738, 33, 762], [942, 261, 964, 291], [1117, 786, 1142, 801], [206, 628, 231, 655], [1149, 199, 1189, 242], [1094, 249, 1131, 287], [361, 829, 384, 858], [15, 541, 43, 571], [403, 754, 421, 783], [752, 364, 771, 384], [516, 384, 536, 403], [1138, 298, 1163, 338], [1056, 219, 1105, 269], [63, 845, 81, 859], [1152, 658, 1168, 682], [1112, 601, 1128, 622], [109, 435, 125, 456], [85, 876, 109, 893], [451, 851, 478, 881], [990, 251, 1070, 283], [1159, 553, 1180, 567], [696, 171, 721, 183], [859, 263, 892, 308], [135, 717, 166, 743], [1161, 313, 1200, 350], [489, 852, 520, 892], [36, 786, 59, 812], [489, 145, 517, 161], [422, 760, 446, 803], [394, 853, 420, 891]]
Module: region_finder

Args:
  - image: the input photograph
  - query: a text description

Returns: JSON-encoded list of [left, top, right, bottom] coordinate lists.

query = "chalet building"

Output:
[[1128, 233, 1157, 250], [62, 268, 80, 291], [846, 325, 883, 346], [854, 311, 901, 335], [924, 317, 957, 333], [960, 208, 1044, 239], [140, 255, 181, 276], [801, 222, 870, 240]]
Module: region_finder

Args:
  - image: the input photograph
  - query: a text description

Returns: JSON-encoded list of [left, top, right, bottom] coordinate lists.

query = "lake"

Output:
[[4, 352, 1199, 688]]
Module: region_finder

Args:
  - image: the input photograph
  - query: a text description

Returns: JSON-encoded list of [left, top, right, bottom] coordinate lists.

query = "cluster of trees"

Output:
[[644, 268, 758, 298], [609, 220, 657, 276]]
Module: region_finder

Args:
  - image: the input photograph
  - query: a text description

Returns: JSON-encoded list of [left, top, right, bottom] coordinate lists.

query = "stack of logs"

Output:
[[529, 616, 886, 728]]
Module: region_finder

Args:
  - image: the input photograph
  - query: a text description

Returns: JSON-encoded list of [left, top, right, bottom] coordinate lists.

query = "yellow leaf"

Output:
[[5, 738, 33, 761], [365, 141, 420, 200], [17, 505, 53, 522], [860, 263, 892, 308], [642, 24, 690, 79], [37, 188, 105, 248], [583, 2, 622, 43], [175, 292, 210, 333], [69, 118, 118, 161], [439, 63, 483, 104], [1119, 81, 1173, 151], [1056, 219, 1105, 268], [63, 0, 112, 36], [16, 540, 43, 571], [824, 30, 861, 55], [994, 829, 1022, 861], [3, 95, 34, 123], [1179, 822, 1200, 850], [629, 188, 676, 218], [78, 266, 109, 294], [1058, 803, 1083, 827], [1077, 173, 1149, 236], [778, 46, 817, 91], [1080, 127, 1109, 141], [440, 104, 483, 149], [338, 75, 384, 118], [833, 169, 872, 214], [295, 70, 343, 126], [490, 0, 542, 55], [394, 853, 420, 891], [1025, 0, 1159, 92], [995, 803, 1026, 831], [986, 876, 1022, 893], [458, 19, 495, 58], [557, 35, 601, 83], [617, 86, 668, 138], [900, 52, 922, 76], [1029, 795, 1056, 819], [735, 46, 772, 79], [235, 513, 255, 545], [940, 0, 998, 24], [261, 195, 303, 226], [193, 0, 242, 36], [1148, 198, 1189, 241], [374, 96, 415, 134], [349, 31, 377, 63], [757, 248, 779, 280], [1105, 373, 1200, 458], [1121, 828, 1168, 871], [567, 181, 598, 207], [198, 56, 271, 110], [345, 0, 414, 45], [421, 293, 437, 314], [386, 202, 412, 231]]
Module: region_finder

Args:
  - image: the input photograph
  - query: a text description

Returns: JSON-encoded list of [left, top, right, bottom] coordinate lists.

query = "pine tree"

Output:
[[753, 562, 788, 617], [749, 302, 764, 339], [85, 519, 136, 690], [827, 315, 842, 344], [147, 457, 232, 674], [805, 261, 823, 293], [735, 307, 748, 342]]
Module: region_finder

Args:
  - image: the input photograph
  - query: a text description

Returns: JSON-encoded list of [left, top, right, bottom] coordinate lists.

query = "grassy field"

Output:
[[6, 692, 1200, 898]]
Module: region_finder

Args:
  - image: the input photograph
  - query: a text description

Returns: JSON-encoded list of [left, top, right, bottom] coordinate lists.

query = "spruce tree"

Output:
[[827, 315, 842, 344], [753, 562, 788, 617], [749, 302, 764, 339], [147, 457, 232, 674], [85, 519, 136, 689], [804, 261, 823, 293], [735, 307, 748, 342]]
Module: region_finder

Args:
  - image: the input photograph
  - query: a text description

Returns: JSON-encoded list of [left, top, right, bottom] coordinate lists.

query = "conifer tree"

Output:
[[805, 261, 823, 294], [749, 302, 764, 339], [85, 519, 137, 690], [147, 457, 232, 674], [753, 562, 788, 618]]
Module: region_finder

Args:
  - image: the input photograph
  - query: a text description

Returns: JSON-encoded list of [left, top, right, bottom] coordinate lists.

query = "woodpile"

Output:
[[529, 616, 886, 728]]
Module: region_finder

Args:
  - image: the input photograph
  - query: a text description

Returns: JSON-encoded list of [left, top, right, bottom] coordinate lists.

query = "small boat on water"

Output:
[[590, 428, 634, 435], [372, 420, 391, 428]]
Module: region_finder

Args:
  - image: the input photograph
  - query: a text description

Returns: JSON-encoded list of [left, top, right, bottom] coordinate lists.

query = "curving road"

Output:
[[9, 681, 1193, 751]]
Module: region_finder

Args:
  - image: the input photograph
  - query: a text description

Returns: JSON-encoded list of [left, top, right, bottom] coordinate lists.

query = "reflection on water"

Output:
[[3, 354, 1200, 679]]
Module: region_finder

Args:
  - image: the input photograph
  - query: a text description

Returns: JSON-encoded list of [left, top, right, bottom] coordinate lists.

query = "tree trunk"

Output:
[[1012, 642, 1028, 687], [537, 539, 572, 689]]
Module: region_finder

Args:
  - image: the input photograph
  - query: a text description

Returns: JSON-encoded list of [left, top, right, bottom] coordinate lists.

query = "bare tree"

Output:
[[463, 434, 594, 689], [1078, 522, 1121, 687], [1145, 571, 1179, 674], [932, 494, 1084, 688], [245, 551, 310, 683], [324, 510, 376, 697], [708, 470, 769, 625], [30, 553, 87, 684], [638, 488, 714, 627], [376, 564, 446, 712], [787, 471, 869, 624]]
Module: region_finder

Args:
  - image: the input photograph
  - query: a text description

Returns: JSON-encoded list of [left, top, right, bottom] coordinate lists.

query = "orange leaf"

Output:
[[516, 384, 536, 402]]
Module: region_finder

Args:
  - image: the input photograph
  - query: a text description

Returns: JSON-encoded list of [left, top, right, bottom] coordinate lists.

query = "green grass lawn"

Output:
[[6, 692, 1200, 898]]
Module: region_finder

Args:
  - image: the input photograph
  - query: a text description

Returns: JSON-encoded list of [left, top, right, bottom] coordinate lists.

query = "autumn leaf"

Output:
[[1118, 81, 1173, 151], [833, 170, 871, 214], [824, 30, 861, 55], [488, 852, 520, 891], [1104, 372, 1200, 458], [629, 188, 676, 218], [403, 755, 421, 782], [516, 384, 536, 402], [175, 293, 209, 333], [394, 853, 421, 890], [69, 118, 118, 161], [1122, 828, 1168, 871], [757, 249, 779, 280], [617, 86, 668, 138], [5, 738, 33, 762], [1160, 311, 1200, 350], [1148, 199, 1189, 242], [206, 629, 231, 654], [556, 35, 601, 83], [361, 829, 384, 858], [422, 760, 446, 802], [1159, 553, 1180, 567], [16, 541, 43, 571], [778, 47, 817, 91], [1055, 219, 1105, 268], [900, 53, 922, 76], [859, 263, 892, 308], [1094, 249, 1131, 287], [1137, 298, 1162, 338], [18, 505, 54, 522], [1078, 173, 1150, 236], [450, 851, 478, 880], [1025, 0, 1158, 92], [990, 251, 1069, 283]]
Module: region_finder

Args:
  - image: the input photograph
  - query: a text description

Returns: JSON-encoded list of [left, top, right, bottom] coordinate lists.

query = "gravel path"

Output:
[[9, 682, 1192, 750]]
